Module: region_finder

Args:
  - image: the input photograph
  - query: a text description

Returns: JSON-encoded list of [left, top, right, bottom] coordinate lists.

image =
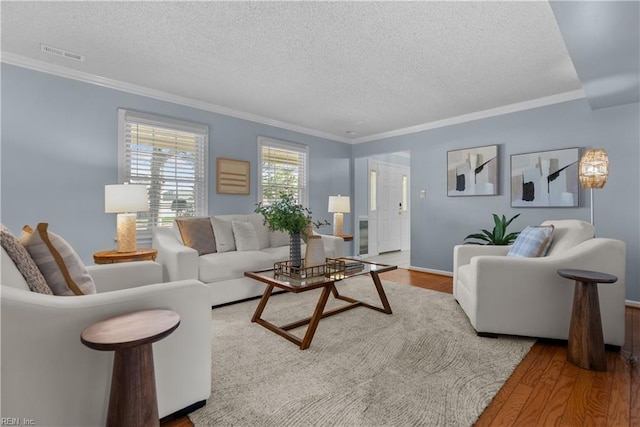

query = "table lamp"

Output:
[[579, 148, 609, 225], [105, 184, 149, 252], [328, 195, 350, 236]]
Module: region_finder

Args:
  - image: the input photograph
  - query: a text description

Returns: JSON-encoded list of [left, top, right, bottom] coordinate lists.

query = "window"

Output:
[[402, 175, 408, 211], [258, 137, 308, 206], [118, 109, 208, 243], [369, 170, 377, 212]]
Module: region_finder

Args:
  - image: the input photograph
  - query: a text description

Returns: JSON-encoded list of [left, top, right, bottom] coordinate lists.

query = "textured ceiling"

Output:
[[1, 1, 583, 142]]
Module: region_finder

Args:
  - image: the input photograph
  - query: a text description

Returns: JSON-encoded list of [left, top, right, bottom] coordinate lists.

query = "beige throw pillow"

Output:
[[20, 223, 96, 296], [0, 225, 53, 294], [175, 217, 216, 255], [232, 220, 260, 251]]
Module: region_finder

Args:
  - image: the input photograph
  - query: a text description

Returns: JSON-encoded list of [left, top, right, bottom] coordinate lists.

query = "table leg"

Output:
[[300, 285, 333, 350], [107, 344, 159, 427], [370, 271, 393, 314], [252, 284, 275, 323], [567, 280, 607, 371]]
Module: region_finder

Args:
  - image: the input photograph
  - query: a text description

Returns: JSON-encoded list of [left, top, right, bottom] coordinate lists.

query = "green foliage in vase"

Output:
[[464, 213, 521, 245], [255, 192, 327, 235]]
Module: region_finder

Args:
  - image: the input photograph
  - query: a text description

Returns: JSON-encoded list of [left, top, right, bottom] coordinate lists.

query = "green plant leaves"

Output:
[[464, 213, 520, 245]]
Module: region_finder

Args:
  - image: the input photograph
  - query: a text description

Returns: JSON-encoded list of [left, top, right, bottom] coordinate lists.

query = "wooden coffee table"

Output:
[[245, 259, 396, 350]]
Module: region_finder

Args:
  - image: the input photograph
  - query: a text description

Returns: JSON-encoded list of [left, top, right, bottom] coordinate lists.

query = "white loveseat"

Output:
[[152, 213, 344, 306], [453, 219, 626, 346], [1, 247, 212, 426]]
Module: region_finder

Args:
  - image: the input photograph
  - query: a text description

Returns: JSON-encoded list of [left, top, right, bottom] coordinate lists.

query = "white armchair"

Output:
[[453, 220, 626, 346], [1, 255, 212, 426]]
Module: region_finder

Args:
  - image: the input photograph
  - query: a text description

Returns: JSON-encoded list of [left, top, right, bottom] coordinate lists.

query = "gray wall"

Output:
[[1, 64, 350, 263], [353, 98, 640, 302]]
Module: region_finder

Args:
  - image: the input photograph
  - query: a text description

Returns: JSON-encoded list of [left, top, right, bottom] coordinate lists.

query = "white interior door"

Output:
[[377, 162, 405, 253]]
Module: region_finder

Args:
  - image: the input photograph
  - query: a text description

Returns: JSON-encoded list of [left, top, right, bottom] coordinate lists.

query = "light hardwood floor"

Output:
[[162, 267, 639, 426]]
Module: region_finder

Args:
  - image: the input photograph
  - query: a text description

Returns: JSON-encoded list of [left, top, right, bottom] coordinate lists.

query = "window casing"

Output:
[[258, 137, 309, 206], [118, 109, 208, 243]]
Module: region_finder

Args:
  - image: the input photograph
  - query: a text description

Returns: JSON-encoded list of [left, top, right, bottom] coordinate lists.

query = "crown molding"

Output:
[[350, 89, 586, 144], [2, 52, 585, 146], [0, 52, 351, 144]]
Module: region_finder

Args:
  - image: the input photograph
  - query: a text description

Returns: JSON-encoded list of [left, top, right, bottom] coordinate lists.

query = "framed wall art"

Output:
[[447, 144, 498, 196], [216, 157, 250, 195], [510, 147, 579, 207]]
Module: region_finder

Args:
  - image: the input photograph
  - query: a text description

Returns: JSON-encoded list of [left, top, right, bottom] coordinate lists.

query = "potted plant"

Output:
[[464, 213, 520, 245], [255, 192, 327, 267]]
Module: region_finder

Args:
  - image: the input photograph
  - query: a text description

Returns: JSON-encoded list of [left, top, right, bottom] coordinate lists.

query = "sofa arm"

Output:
[[453, 244, 510, 291], [152, 227, 199, 282], [320, 233, 344, 258], [87, 261, 163, 292], [1, 280, 211, 425]]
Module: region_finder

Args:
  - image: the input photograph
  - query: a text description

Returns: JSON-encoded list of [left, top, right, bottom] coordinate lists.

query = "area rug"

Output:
[[189, 277, 535, 427]]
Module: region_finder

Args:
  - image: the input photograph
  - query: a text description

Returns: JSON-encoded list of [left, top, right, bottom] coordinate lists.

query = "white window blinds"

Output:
[[118, 109, 208, 242], [258, 137, 309, 206]]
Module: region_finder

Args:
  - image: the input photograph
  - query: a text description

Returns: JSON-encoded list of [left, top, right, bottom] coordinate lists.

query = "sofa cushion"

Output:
[[1, 226, 52, 294], [175, 217, 216, 255], [232, 220, 260, 251], [20, 223, 96, 296], [541, 220, 594, 256], [270, 230, 290, 248], [199, 250, 278, 283], [507, 225, 554, 258], [211, 217, 236, 253]]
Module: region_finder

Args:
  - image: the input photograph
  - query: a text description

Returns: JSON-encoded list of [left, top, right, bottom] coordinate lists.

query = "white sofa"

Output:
[[1, 249, 212, 426], [152, 213, 344, 306], [453, 219, 626, 346]]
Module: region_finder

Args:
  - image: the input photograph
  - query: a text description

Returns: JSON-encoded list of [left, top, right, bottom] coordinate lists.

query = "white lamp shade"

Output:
[[105, 184, 149, 213], [328, 195, 351, 213]]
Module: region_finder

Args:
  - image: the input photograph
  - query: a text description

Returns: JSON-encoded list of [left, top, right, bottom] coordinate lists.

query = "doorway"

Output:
[[354, 152, 410, 258]]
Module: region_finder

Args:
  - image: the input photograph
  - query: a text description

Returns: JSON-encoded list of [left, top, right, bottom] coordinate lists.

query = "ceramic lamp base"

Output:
[[116, 213, 137, 253], [332, 212, 344, 236]]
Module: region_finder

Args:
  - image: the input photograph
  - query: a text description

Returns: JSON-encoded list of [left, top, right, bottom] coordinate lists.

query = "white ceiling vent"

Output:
[[40, 43, 85, 62]]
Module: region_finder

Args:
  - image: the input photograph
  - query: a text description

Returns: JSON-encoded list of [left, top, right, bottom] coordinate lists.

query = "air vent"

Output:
[[40, 44, 85, 62]]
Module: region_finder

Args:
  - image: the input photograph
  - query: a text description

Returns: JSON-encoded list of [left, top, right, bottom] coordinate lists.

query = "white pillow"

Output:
[[232, 220, 260, 251], [211, 217, 236, 252]]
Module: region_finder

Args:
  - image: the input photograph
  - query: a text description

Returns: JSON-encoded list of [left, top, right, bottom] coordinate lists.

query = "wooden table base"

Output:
[[567, 280, 607, 371], [558, 268, 618, 372], [109, 344, 159, 426], [251, 271, 392, 350]]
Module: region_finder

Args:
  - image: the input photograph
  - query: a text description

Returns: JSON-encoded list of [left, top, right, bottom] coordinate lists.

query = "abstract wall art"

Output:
[[510, 147, 579, 208], [447, 144, 498, 196]]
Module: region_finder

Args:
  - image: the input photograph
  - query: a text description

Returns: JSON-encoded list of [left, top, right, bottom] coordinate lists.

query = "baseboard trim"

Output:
[[626, 299, 640, 308], [408, 266, 453, 277]]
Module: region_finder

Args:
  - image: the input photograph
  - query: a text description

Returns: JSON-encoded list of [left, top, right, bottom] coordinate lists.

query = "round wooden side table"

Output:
[[93, 248, 158, 264], [557, 268, 617, 371], [81, 310, 181, 427]]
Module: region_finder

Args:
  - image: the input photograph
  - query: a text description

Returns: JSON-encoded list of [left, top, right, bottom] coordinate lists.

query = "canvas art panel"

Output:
[[510, 147, 579, 208], [447, 145, 498, 196]]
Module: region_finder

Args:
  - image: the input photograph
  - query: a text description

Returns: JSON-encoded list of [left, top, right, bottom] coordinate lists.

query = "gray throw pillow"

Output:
[[211, 217, 236, 252], [0, 225, 53, 294], [175, 217, 216, 255]]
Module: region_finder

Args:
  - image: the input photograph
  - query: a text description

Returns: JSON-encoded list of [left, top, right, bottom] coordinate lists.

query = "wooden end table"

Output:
[[245, 259, 396, 350], [557, 268, 618, 371], [81, 310, 180, 427], [93, 248, 158, 264]]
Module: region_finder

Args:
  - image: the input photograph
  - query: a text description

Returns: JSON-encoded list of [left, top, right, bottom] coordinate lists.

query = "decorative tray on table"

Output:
[[274, 258, 346, 279]]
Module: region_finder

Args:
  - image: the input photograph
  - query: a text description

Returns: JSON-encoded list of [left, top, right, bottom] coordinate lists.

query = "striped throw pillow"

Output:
[[507, 225, 555, 258]]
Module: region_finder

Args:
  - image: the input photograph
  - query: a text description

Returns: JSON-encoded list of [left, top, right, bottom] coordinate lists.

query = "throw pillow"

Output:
[[507, 225, 555, 258], [175, 217, 216, 255], [20, 223, 96, 296], [0, 225, 53, 294], [231, 220, 260, 251], [211, 217, 236, 253]]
